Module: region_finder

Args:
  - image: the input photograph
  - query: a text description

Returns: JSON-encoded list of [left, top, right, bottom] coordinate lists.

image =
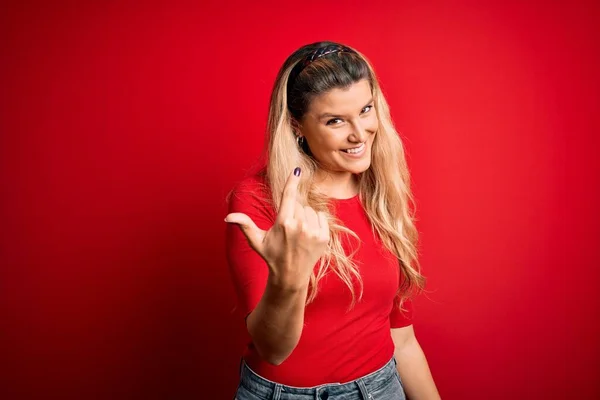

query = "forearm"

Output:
[[395, 338, 440, 399], [246, 277, 308, 365]]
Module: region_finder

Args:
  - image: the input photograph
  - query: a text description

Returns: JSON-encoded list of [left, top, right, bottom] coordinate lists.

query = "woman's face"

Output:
[[299, 79, 378, 178]]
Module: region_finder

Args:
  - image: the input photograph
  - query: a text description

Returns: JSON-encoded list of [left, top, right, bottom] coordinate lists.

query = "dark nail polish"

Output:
[[294, 167, 301, 176]]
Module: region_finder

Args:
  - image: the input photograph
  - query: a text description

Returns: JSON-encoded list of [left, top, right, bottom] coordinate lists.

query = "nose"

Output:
[[349, 120, 368, 143]]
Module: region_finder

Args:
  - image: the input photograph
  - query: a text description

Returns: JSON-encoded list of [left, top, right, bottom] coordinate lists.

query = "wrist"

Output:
[[266, 273, 309, 296]]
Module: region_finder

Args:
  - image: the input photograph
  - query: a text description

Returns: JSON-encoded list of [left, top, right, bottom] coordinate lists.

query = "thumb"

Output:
[[225, 212, 266, 252]]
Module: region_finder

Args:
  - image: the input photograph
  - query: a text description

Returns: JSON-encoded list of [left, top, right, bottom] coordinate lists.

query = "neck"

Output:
[[313, 169, 359, 199]]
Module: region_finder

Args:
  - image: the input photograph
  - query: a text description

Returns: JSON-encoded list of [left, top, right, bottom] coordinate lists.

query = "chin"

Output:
[[346, 159, 372, 175], [351, 166, 371, 175]]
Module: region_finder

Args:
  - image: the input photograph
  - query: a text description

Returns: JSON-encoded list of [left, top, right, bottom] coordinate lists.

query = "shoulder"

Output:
[[227, 172, 276, 224], [227, 172, 271, 204]]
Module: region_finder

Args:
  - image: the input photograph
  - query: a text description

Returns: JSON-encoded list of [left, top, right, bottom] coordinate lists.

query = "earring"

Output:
[[296, 135, 305, 147]]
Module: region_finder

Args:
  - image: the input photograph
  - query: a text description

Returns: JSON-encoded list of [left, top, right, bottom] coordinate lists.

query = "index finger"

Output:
[[277, 167, 301, 219]]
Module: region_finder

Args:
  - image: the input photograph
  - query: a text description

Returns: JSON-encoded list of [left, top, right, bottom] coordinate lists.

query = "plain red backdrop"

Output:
[[1, 1, 598, 399]]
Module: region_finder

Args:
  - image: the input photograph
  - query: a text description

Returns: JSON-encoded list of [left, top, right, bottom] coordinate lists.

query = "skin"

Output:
[[296, 78, 377, 199], [392, 326, 441, 399], [226, 78, 440, 398]]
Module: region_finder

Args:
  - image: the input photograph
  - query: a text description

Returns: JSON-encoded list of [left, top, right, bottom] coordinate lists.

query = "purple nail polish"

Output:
[[294, 167, 301, 176]]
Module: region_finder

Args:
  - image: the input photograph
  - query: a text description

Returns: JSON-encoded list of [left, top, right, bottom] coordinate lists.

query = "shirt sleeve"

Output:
[[390, 297, 414, 328], [225, 180, 276, 320]]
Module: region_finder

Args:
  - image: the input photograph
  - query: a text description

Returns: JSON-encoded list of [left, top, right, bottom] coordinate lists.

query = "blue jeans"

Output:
[[235, 357, 406, 399]]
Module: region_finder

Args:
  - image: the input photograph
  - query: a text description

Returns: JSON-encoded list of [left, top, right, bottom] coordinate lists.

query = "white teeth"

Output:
[[344, 143, 365, 154]]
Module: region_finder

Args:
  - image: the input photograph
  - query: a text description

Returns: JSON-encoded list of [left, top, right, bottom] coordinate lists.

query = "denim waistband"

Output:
[[238, 357, 398, 399]]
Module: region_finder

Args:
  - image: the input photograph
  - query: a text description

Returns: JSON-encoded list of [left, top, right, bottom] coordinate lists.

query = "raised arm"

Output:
[[225, 168, 329, 365]]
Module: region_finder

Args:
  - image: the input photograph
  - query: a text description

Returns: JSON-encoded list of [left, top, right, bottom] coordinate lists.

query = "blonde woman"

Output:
[[225, 41, 440, 400]]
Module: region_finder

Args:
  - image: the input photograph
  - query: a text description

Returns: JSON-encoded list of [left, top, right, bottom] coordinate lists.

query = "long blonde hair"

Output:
[[258, 41, 425, 309]]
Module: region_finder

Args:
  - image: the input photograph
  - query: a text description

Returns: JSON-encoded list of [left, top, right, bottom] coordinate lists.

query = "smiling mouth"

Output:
[[341, 142, 366, 154]]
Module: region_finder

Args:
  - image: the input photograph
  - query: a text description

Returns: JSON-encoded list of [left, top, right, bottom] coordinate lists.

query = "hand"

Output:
[[225, 168, 330, 290]]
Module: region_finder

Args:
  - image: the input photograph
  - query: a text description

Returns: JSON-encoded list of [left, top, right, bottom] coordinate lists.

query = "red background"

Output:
[[1, 1, 599, 399]]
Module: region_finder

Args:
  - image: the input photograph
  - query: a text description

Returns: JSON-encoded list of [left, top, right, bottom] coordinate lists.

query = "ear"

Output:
[[290, 118, 302, 136]]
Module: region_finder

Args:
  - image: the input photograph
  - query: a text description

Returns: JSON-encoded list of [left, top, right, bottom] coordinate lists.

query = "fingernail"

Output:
[[294, 167, 301, 176]]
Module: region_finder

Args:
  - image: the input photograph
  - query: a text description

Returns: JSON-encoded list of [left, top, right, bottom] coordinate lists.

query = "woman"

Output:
[[225, 41, 440, 399]]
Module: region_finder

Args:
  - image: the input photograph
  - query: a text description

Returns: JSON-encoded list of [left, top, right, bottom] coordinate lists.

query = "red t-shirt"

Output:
[[226, 174, 412, 387]]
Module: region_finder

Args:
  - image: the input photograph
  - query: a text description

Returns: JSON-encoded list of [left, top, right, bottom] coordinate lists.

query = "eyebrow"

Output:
[[317, 98, 374, 120]]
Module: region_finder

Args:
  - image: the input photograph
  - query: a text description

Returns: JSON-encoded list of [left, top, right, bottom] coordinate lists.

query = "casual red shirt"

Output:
[[226, 174, 412, 387]]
